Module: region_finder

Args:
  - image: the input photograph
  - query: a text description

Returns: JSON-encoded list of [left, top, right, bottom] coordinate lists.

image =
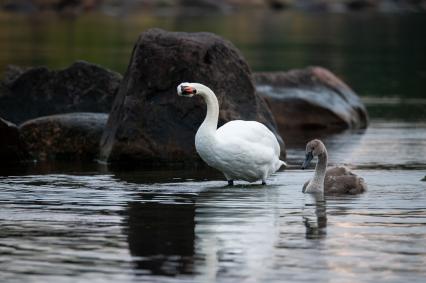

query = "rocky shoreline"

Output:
[[2, 0, 425, 14], [0, 28, 368, 167]]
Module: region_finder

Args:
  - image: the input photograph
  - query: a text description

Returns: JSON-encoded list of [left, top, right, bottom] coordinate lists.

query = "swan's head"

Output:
[[302, 139, 326, 169], [177, 82, 197, 98]]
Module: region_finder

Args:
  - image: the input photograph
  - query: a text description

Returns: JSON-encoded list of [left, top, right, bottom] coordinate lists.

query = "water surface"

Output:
[[1, 10, 425, 100], [0, 9, 425, 283], [1, 122, 425, 283]]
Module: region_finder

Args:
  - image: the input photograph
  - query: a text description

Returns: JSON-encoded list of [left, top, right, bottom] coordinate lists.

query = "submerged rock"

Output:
[[101, 28, 284, 166], [19, 113, 108, 161], [0, 61, 121, 124], [0, 117, 29, 163], [253, 67, 368, 135]]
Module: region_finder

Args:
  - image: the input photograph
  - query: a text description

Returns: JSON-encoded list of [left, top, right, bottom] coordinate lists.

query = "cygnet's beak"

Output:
[[302, 151, 313, 169], [178, 85, 196, 97]]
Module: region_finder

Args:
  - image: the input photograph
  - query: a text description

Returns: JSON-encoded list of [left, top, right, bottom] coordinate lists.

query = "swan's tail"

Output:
[[273, 160, 287, 174]]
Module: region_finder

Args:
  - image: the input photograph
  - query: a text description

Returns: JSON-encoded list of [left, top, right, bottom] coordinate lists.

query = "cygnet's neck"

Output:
[[311, 149, 328, 191], [195, 83, 219, 137]]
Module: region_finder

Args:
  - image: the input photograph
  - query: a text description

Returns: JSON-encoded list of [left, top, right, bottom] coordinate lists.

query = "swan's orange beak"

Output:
[[181, 86, 196, 96]]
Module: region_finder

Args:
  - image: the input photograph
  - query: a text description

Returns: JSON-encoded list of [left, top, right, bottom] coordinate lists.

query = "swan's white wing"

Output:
[[216, 120, 282, 157], [215, 136, 276, 166]]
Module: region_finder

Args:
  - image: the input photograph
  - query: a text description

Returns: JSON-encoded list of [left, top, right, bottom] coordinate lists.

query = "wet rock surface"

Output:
[[101, 28, 284, 166], [0, 117, 29, 163], [19, 113, 108, 161], [0, 61, 121, 124], [254, 67, 368, 137]]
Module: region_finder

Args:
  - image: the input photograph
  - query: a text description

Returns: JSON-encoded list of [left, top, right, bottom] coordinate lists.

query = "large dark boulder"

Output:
[[254, 67, 368, 135], [0, 117, 29, 163], [0, 61, 122, 124], [19, 113, 108, 161], [100, 28, 284, 166]]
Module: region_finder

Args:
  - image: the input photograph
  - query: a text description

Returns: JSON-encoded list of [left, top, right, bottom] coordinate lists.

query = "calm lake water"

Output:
[[1, 121, 426, 283], [0, 9, 426, 283]]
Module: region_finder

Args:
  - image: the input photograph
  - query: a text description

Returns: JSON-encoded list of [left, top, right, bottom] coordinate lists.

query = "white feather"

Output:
[[179, 83, 285, 184]]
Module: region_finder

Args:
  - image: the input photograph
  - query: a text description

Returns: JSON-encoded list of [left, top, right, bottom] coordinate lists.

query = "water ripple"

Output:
[[0, 169, 425, 282]]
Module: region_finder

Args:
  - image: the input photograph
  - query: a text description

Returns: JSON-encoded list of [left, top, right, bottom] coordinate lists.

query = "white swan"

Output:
[[177, 82, 286, 185], [302, 139, 367, 194]]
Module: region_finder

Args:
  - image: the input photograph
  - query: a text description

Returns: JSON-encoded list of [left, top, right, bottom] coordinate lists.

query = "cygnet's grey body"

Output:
[[302, 139, 367, 195]]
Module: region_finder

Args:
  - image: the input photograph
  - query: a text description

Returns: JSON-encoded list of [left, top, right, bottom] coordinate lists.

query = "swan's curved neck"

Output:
[[196, 84, 219, 136], [312, 149, 328, 191]]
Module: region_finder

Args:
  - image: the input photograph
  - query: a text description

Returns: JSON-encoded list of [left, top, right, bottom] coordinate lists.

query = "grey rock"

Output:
[[19, 113, 108, 161], [100, 28, 284, 166], [0, 60, 121, 124], [254, 66, 368, 135]]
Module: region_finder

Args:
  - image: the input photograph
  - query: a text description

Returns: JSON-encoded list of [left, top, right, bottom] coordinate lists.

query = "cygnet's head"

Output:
[[177, 82, 197, 98], [302, 139, 326, 169]]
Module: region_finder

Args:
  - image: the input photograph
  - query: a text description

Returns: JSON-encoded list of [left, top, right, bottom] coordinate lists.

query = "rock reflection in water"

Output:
[[125, 198, 196, 276], [303, 193, 327, 239]]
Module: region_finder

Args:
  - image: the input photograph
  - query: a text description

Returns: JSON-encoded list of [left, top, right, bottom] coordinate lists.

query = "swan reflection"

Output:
[[125, 199, 196, 276], [303, 192, 327, 239]]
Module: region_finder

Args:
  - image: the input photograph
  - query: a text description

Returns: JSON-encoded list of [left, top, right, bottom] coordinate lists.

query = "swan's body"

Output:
[[178, 82, 285, 185], [302, 139, 366, 194]]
